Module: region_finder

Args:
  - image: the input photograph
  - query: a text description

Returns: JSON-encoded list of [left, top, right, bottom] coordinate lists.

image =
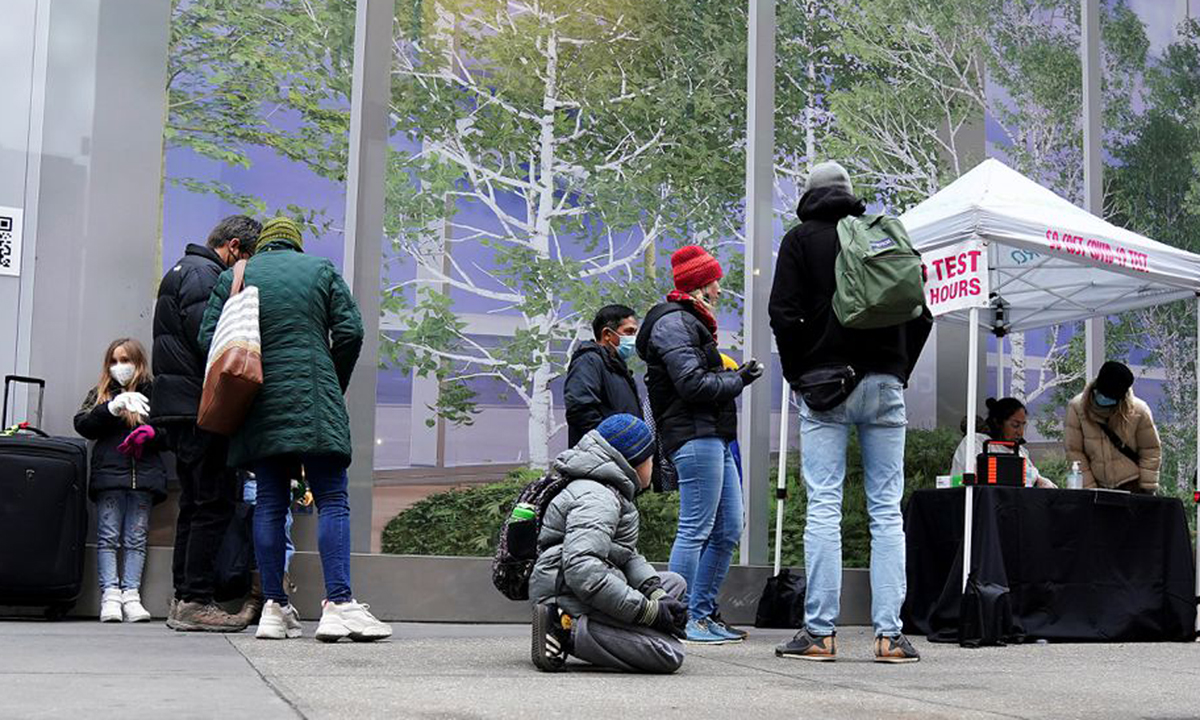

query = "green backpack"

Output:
[[832, 214, 926, 329]]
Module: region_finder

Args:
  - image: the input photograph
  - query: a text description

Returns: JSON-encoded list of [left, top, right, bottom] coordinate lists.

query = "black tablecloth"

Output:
[[902, 487, 1196, 643]]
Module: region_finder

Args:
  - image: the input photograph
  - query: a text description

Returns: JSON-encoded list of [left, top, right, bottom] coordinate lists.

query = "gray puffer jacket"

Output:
[[528, 432, 659, 624]]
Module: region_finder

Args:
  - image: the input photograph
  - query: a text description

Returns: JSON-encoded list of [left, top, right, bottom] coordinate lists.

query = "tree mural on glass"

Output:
[[164, 0, 356, 254], [1110, 19, 1200, 497], [383, 0, 744, 466]]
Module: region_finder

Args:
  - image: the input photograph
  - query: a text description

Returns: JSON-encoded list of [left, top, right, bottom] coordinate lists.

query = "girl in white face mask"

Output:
[[73, 338, 168, 624]]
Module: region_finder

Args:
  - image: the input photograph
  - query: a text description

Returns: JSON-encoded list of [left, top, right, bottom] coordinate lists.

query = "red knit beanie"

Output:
[[671, 245, 723, 294]]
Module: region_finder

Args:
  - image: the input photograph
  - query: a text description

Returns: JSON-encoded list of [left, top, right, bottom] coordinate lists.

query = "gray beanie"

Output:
[[804, 161, 853, 194]]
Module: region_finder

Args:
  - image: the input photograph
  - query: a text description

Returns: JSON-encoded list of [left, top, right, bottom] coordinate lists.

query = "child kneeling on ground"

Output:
[[529, 413, 689, 673]]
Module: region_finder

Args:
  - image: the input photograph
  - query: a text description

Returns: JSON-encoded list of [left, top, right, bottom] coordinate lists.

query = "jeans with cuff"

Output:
[[799, 373, 908, 637], [96, 490, 152, 592], [667, 437, 743, 621]]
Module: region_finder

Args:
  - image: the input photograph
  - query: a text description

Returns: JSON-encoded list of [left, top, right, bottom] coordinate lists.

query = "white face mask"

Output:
[[110, 363, 136, 387]]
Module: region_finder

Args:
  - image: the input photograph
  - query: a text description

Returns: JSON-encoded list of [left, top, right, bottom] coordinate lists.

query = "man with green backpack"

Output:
[[768, 161, 932, 664]]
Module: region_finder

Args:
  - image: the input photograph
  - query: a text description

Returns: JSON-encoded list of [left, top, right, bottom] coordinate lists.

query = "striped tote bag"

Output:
[[197, 260, 263, 435]]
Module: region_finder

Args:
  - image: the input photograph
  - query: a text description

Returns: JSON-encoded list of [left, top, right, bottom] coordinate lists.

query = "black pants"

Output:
[[169, 425, 238, 604]]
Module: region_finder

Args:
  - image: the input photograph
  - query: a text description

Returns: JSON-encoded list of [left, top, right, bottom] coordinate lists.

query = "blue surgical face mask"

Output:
[[1093, 390, 1119, 408], [617, 335, 637, 361]]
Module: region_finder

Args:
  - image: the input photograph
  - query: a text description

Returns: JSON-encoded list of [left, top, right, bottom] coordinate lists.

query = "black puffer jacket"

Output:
[[151, 244, 227, 423], [563, 341, 643, 448], [635, 302, 744, 458], [769, 187, 932, 386], [73, 381, 168, 503]]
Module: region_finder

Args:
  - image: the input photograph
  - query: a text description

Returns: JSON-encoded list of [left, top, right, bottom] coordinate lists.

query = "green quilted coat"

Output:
[[198, 240, 364, 468]]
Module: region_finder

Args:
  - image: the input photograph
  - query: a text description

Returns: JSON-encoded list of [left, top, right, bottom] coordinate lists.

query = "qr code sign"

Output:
[[0, 216, 13, 269]]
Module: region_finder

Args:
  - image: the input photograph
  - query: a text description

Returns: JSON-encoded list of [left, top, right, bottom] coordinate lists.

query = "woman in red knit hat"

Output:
[[634, 245, 764, 645]]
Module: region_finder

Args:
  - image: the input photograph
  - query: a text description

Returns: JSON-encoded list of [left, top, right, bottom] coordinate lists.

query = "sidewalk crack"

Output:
[[226, 637, 309, 720]]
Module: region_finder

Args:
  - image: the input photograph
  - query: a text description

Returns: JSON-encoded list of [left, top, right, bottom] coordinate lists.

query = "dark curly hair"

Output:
[[984, 397, 1027, 439]]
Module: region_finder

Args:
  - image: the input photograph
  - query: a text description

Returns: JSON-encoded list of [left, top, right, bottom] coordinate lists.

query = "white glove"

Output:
[[108, 392, 150, 418]]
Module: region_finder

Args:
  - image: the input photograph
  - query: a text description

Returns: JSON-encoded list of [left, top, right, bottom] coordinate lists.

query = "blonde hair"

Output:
[[93, 338, 152, 428]]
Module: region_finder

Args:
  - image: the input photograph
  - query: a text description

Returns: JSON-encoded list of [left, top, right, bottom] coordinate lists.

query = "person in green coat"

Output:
[[199, 217, 391, 644]]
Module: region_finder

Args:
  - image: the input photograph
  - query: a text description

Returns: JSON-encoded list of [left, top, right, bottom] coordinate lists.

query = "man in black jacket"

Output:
[[152, 215, 260, 633], [768, 162, 929, 664], [564, 305, 643, 448]]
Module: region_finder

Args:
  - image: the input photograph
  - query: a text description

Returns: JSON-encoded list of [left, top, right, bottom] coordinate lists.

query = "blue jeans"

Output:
[[252, 455, 352, 604], [668, 438, 743, 620], [799, 373, 908, 637], [96, 490, 152, 592], [243, 476, 295, 572]]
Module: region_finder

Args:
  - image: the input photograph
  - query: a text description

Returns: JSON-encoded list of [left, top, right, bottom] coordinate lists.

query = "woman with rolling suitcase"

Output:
[[74, 338, 168, 623]]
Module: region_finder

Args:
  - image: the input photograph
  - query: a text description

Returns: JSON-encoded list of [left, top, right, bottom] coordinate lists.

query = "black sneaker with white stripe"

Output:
[[531, 603, 571, 672]]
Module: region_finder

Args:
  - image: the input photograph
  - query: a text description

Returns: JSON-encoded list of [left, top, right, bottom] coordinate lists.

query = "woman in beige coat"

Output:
[[1064, 361, 1161, 494]]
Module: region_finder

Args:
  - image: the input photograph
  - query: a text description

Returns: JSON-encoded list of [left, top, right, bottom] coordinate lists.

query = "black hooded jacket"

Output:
[[151, 244, 227, 423], [769, 187, 932, 386], [73, 381, 168, 503], [563, 341, 643, 448], [636, 302, 744, 458]]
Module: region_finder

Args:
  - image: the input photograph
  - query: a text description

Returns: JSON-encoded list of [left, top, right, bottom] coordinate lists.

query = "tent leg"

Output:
[[997, 334, 1005, 398], [774, 384, 790, 577], [963, 307, 981, 593]]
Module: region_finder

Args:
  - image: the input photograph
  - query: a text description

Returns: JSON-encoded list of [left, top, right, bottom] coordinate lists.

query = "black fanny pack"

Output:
[[795, 365, 860, 412]]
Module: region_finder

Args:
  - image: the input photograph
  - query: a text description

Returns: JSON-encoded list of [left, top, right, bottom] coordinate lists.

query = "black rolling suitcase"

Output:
[[0, 376, 89, 619]]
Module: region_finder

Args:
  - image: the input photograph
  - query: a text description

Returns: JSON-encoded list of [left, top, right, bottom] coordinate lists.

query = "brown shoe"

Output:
[[235, 571, 265, 625], [237, 596, 264, 626], [874, 634, 921, 663], [165, 598, 180, 630], [775, 628, 837, 661], [172, 601, 249, 633]]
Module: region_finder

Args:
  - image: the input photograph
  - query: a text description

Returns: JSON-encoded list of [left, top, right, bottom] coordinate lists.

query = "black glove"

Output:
[[638, 576, 665, 599], [648, 597, 688, 639], [737, 359, 764, 386]]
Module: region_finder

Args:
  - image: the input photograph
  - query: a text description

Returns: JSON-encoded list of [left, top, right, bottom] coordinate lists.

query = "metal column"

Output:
[[343, 0, 392, 553], [739, 0, 776, 566], [1082, 0, 1105, 378]]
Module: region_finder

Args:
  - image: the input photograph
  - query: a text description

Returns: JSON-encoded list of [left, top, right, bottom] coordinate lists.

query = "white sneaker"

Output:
[[256, 600, 302, 640], [99, 589, 123, 623], [120, 590, 151, 623], [315, 600, 392, 643]]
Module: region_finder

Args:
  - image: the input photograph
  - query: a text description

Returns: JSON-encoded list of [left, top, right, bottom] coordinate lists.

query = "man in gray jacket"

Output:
[[529, 414, 689, 673]]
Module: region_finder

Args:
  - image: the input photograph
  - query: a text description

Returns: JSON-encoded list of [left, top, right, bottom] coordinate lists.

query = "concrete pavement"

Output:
[[2, 620, 1198, 719]]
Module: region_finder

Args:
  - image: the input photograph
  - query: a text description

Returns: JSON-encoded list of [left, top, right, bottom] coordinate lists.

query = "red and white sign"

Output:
[[921, 239, 989, 317], [1045, 228, 1149, 273]]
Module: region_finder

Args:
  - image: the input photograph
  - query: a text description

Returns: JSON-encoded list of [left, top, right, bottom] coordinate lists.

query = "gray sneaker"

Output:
[[172, 601, 249, 633], [775, 628, 837, 661], [874, 634, 921, 663], [165, 598, 180, 630]]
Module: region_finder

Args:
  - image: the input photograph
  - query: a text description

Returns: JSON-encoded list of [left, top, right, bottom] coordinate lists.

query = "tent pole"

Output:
[[773, 383, 790, 577], [997, 333, 1005, 398], [963, 307, 980, 592], [1194, 295, 1199, 634]]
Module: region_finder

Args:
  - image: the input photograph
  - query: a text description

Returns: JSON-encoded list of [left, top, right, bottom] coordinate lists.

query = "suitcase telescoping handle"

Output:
[[4, 375, 46, 430]]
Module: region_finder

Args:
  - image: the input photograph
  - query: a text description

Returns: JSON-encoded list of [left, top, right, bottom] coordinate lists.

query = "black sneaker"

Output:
[[709, 611, 748, 641], [775, 628, 837, 661], [874, 634, 920, 663], [531, 603, 571, 672]]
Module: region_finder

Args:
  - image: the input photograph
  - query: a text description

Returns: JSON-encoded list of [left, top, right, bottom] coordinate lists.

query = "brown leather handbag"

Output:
[[197, 260, 262, 435]]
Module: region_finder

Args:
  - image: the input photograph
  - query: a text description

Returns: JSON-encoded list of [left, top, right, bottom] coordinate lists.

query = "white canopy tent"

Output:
[[899, 159, 1200, 624]]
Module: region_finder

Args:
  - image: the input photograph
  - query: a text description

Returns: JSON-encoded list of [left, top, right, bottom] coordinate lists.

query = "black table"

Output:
[[903, 486, 1196, 643]]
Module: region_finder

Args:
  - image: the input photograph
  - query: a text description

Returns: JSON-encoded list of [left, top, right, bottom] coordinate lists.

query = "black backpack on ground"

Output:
[[491, 472, 574, 601], [755, 568, 807, 628]]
